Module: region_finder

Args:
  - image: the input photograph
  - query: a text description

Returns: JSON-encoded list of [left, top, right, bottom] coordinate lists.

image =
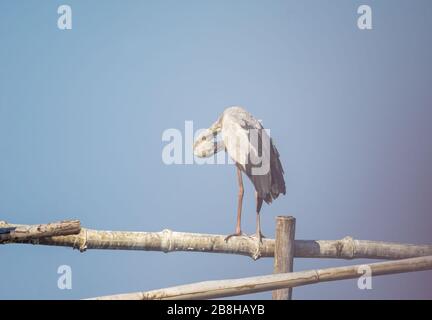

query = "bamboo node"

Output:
[[73, 229, 88, 252], [251, 242, 262, 260], [314, 270, 321, 282], [161, 229, 173, 253], [336, 236, 355, 259]]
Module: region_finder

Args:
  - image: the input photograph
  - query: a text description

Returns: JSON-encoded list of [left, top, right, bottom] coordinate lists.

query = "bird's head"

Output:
[[193, 128, 217, 158], [193, 120, 222, 158]]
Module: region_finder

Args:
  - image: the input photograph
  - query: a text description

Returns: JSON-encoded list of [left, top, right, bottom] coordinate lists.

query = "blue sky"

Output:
[[0, 0, 431, 299]]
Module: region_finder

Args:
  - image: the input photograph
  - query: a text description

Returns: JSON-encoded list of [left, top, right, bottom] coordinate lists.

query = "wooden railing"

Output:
[[1, 218, 431, 300]]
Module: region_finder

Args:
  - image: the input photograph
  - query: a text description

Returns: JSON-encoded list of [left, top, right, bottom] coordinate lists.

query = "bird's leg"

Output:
[[250, 191, 265, 243], [224, 167, 247, 242]]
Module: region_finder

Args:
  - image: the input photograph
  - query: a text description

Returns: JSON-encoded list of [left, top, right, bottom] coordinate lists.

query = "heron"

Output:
[[193, 106, 286, 243]]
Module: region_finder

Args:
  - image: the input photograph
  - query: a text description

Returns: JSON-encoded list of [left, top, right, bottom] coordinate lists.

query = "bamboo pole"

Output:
[[272, 216, 296, 300], [88, 255, 432, 300], [0, 220, 80, 243], [1, 221, 431, 260]]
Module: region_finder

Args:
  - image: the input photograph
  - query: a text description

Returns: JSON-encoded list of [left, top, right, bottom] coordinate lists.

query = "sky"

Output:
[[0, 0, 431, 299]]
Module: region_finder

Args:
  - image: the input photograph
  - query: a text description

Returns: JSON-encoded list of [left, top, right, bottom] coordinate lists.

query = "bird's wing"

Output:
[[222, 108, 270, 171], [221, 118, 253, 169]]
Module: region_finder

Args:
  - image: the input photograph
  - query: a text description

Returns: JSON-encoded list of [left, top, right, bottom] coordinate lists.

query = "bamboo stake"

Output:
[[272, 216, 296, 300], [88, 255, 432, 300], [0, 220, 80, 243], [1, 221, 431, 260]]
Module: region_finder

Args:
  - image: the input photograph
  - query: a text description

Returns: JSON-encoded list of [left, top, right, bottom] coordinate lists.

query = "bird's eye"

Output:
[[202, 136, 206, 141]]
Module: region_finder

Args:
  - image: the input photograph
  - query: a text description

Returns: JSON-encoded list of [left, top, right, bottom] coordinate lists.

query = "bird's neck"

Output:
[[209, 117, 222, 133], [214, 141, 225, 154]]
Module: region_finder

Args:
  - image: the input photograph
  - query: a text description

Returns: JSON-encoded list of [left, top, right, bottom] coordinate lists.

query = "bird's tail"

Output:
[[244, 139, 286, 205], [269, 141, 286, 201]]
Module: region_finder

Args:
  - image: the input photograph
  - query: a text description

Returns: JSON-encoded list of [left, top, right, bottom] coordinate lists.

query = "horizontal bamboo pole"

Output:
[[0, 220, 80, 243], [89, 255, 432, 300], [1, 221, 431, 260]]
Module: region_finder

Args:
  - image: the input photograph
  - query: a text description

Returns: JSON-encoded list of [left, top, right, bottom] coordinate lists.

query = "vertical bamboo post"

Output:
[[272, 216, 296, 300]]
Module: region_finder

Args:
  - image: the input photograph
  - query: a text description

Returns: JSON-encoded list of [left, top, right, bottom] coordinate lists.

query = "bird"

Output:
[[193, 106, 286, 243]]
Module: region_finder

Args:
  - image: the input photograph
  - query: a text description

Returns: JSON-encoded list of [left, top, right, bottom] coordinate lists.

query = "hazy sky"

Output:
[[0, 0, 431, 299]]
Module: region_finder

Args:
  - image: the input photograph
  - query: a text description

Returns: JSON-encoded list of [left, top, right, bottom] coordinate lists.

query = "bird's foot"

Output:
[[249, 232, 266, 244], [224, 231, 248, 242]]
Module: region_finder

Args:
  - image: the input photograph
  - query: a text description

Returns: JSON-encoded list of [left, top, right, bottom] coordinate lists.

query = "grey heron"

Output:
[[193, 106, 286, 243]]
